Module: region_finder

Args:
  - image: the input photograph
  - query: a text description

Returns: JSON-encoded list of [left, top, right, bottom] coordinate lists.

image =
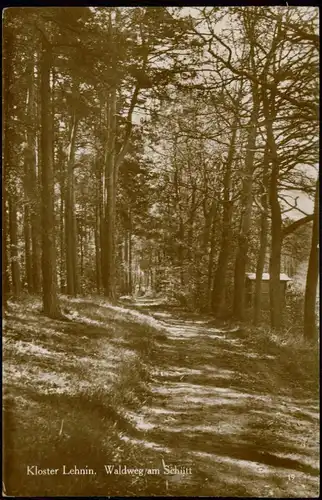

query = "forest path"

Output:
[[118, 297, 319, 497]]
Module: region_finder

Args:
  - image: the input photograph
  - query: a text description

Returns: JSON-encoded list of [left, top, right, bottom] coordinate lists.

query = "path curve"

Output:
[[119, 298, 319, 497]]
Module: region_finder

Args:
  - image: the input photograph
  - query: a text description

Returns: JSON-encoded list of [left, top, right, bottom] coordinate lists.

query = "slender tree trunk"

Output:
[[95, 221, 101, 294], [30, 160, 41, 293], [30, 50, 42, 293], [212, 200, 234, 315], [100, 159, 107, 291], [269, 167, 282, 330], [304, 176, 319, 341], [202, 198, 215, 249], [207, 202, 218, 309], [187, 186, 196, 262], [174, 152, 185, 285], [200, 197, 214, 303], [72, 192, 79, 294], [3, 181, 9, 307], [124, 230, 129, 293], [253, 143, 270, 324], [101, 11, 140, 300], [65, 176, 74, 295], [95, 159, 102, 294], [59, 146, 66, 293], [40, 38, 60, 318], [24, 51, 41, 294], [253, 217, 268, 324], [233, 93, 260, 320], [104, 87, 117, 300], [212, 121, 238, 314], [65, 113, 79, 296], [82, 202, 88, 288], [3, 27, 14, 304], [3, 203, 10, 302], [60, 197, 65, 293], [23, 198, 32, 292], [9, 194, 22, 296], [261, 86, 283, 330], [128, 223, 133, 294], [178, 219, 185, 285], [23, 72, 35, 293], [80, 230, 84, 280]]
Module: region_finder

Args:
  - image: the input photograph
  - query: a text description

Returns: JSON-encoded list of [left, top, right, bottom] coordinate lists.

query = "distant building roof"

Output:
[[246, 272, 292, 281]]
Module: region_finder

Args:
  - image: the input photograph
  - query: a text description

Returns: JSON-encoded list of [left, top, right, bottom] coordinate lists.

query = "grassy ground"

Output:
[[3, 295, 320, 497], [3, 296, 167, 496]]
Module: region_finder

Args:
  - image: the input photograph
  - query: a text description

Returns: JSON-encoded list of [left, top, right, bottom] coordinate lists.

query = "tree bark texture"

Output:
[[40, 39, 60, 317], [303, 176, 319, 341]]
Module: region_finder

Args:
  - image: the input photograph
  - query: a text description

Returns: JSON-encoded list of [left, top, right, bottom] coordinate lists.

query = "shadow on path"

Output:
[[117, 297, 319, 497]]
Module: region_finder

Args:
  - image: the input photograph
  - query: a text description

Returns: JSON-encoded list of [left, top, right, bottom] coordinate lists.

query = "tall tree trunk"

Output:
[[187, 185, 196, 262], [59, 146, 66, 293], [202, 198, 215, 249], [261, 86, 283, 330], [128, 224, 133, 294], [100, 159, 107, 291], [95, 214, 102, 294], [173, 149, 185, 285], [30, 151, 41, 294], [124, 230, 129, 293], [101, 11, 140, 300], [2, 182, 9, 307], [255, 18, 284, 330], [23, 66, 36, 293], [3, 203, 10, 302], [201, 197, 215, 303], [233, 93, 260, 320], [94, 159, 102, 294], [72, 192, 79, 294], [9, 194, 22, 296], [207, 202, 218, 309], [23, 197, 32, 292], [3, 26, 14, 304], [82, 202, 88, 289], [303, 176, 319, 341], [104, 87, 117, 300], [30, 50, 42, 293], [40, 38, 60, 318], [80, 229, 84, 281], [253, 143, 270, 324], [212, 122, 238, 315], [269, 166, 282, 330], [212, 200, 234, 316], [65, 113, 79, 296], [212, 77, 245, 315]]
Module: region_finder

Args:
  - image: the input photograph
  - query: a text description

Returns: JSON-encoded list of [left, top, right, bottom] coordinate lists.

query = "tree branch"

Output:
[[282, 214, 314, 239], [192, 24, 318, 119]]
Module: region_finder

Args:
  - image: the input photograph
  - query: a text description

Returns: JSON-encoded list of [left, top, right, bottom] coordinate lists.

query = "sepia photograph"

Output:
[[2, 5, 319, 497]]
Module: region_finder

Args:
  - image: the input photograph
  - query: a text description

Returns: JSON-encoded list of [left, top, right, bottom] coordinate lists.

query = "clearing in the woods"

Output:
[[3, 296, 319, 497]]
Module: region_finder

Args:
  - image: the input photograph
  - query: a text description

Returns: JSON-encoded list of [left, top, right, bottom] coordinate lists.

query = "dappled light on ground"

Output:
[[112, 297, 319, 497], [3, 296, 319, 497]]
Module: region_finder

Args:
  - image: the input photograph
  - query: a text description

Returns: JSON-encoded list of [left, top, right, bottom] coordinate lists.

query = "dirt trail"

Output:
[[3, 297, 319, 497], [119, 298, 319, 497]]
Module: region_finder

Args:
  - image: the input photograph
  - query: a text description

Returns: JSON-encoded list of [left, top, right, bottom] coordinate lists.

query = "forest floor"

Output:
[[3, 295, 319, 497]]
